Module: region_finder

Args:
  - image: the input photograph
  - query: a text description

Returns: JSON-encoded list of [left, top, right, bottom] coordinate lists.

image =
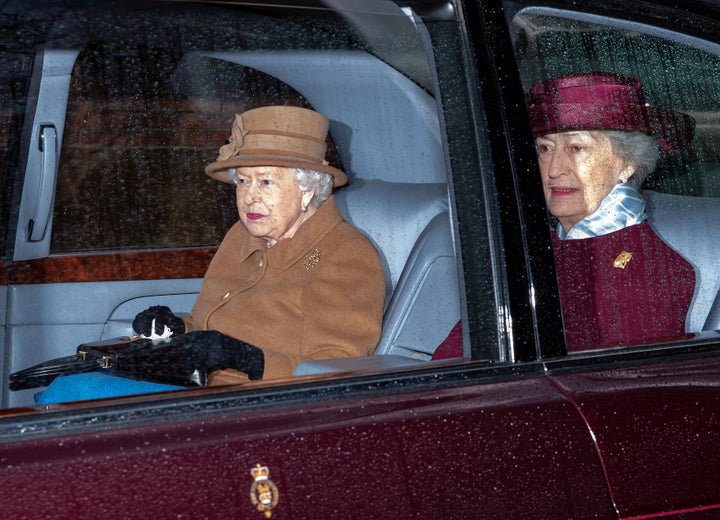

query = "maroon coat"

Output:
[[551, 222, 695, 352], [434, 222, 696, 358]]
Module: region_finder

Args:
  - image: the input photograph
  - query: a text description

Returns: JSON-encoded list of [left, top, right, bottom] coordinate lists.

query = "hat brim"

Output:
[[529, 103, 695, 153], [205, 155, 348, 187]]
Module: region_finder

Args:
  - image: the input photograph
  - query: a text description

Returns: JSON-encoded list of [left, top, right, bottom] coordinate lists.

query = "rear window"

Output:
[[3, 1, 500, 411], [505, 3, 720, 352], [0, 52, 32, 260], [507, 5, 720, 197], [49, 9, 353, 253]]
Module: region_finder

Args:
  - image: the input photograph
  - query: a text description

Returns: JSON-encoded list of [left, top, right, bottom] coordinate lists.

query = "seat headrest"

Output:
[[335, 180, 449, 302]]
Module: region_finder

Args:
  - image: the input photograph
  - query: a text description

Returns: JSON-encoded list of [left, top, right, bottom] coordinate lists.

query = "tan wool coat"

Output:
[[183, 195, 385, 385]]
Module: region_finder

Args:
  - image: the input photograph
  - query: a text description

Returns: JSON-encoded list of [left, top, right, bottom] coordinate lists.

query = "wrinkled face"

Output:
[[535, 131, 634, 233], [234, 166, 315, 246]]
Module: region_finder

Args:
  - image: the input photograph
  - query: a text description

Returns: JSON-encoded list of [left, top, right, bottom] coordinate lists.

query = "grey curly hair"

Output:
[[226, 167, 334, 208], [294, 168, 334, 208], [601, 130, 660, 187]]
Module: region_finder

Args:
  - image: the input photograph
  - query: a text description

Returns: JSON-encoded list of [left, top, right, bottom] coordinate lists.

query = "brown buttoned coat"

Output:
[[183, 196, 385, 385]]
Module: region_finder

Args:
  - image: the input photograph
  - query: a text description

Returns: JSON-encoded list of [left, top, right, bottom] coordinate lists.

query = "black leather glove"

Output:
[[132, 305, 185, 337], [139, 330, 265, 381]]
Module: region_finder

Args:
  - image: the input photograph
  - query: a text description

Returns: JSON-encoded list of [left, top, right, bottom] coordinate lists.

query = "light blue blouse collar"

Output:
[[557, 183, 647, 240]]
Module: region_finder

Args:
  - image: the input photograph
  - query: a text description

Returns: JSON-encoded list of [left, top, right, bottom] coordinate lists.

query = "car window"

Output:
[[505, 3, 720, 353], [507, 5, 720, 197], [2, 1, 505, 412], [0, 52, 32, 260], [51, 52, 313, 252]]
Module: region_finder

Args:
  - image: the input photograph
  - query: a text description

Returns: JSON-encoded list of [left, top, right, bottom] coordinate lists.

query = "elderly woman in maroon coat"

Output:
[[433, 72, 697, 359], [526, 72, 696, 352]]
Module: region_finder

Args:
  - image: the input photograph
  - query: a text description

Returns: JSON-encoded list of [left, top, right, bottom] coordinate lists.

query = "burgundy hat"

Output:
[[205, 106, 348, 187], [526, 72, 694, 153]]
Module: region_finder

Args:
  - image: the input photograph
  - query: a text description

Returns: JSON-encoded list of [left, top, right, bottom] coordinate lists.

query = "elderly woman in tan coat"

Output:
[[133, 106, 386, 385], [33, 106, 385, 402]]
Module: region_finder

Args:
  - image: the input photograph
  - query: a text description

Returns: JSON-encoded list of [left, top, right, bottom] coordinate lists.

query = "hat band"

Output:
[[542, 83, 646, 106], [529, 102, 652, 136], [232, 149, 328, 166], [235, 133, 327, 163]]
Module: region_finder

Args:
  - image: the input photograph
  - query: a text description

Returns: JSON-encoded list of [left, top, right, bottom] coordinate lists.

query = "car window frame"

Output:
[[1, 0, 718, 440], [0, 0, 532, 429], [500, 0, 720, 360]]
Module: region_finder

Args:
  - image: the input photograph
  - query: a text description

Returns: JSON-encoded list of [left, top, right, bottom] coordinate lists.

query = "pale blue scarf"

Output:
[[557, 183, 647, 240]]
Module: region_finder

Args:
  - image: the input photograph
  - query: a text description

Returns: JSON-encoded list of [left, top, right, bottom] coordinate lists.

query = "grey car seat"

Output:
[[644, 190, 720, 331], [293, 180, 462, 375], [374, 211, 461, 360]]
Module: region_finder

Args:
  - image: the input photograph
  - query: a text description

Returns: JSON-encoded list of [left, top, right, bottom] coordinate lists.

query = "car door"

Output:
[[2, 19, 237, 408], [549, 354, 720, 518], [0, 0, 616, 517], [0, 366, 618, 519], [3, 0, 720, 518], [501, 1, 720, 517]]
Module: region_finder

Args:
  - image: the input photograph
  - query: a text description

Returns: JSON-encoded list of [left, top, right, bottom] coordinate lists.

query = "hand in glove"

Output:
[[117, 330, 265, 384], [9, 330, 266, 390], [190, 330, 265, 381], [132, 305, 185, 338]]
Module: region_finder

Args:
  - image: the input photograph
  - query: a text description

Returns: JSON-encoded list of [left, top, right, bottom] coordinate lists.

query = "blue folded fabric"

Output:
[[36, 372, 183, 404]]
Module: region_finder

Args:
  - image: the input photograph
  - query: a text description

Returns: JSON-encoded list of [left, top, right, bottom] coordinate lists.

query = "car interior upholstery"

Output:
[[294, 182, 462, 375], [644, 190, 720, 331]]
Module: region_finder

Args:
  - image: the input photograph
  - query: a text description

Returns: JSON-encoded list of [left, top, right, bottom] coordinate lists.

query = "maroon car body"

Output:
[[2, 0, 720, 518], [3, 349, 720, 518]]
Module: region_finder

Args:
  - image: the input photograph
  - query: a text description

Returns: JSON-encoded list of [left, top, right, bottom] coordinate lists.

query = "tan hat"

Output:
[[205, 106, 348, 187]]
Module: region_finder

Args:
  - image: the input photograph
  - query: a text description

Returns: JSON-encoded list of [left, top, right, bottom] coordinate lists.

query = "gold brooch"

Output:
[[613, 251, 633, 269], [303, 248, 320, 270], [250, 464, 279, 518]]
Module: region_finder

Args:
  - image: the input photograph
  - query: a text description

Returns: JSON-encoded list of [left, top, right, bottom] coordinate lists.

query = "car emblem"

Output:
[[250, 464, 280, 518], [613, 250, 633, 269]]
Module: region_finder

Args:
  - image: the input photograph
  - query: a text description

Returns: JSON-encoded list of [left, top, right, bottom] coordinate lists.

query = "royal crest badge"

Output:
[[250, 464, 280, 518]]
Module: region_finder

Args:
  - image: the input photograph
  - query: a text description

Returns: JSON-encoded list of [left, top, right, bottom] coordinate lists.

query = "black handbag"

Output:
[[78, 336, 210, 387], [9, 330, 258, 391], [8, 342, 119, 392], [10, 330, 265, 390]]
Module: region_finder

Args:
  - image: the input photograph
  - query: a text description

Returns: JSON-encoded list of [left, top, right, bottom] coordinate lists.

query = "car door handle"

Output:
[[28, 124, 58, 242]]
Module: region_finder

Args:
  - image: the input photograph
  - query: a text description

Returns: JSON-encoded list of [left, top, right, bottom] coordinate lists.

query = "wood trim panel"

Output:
[[9, 247, 217, 284], [0, 260, 6, 285]]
